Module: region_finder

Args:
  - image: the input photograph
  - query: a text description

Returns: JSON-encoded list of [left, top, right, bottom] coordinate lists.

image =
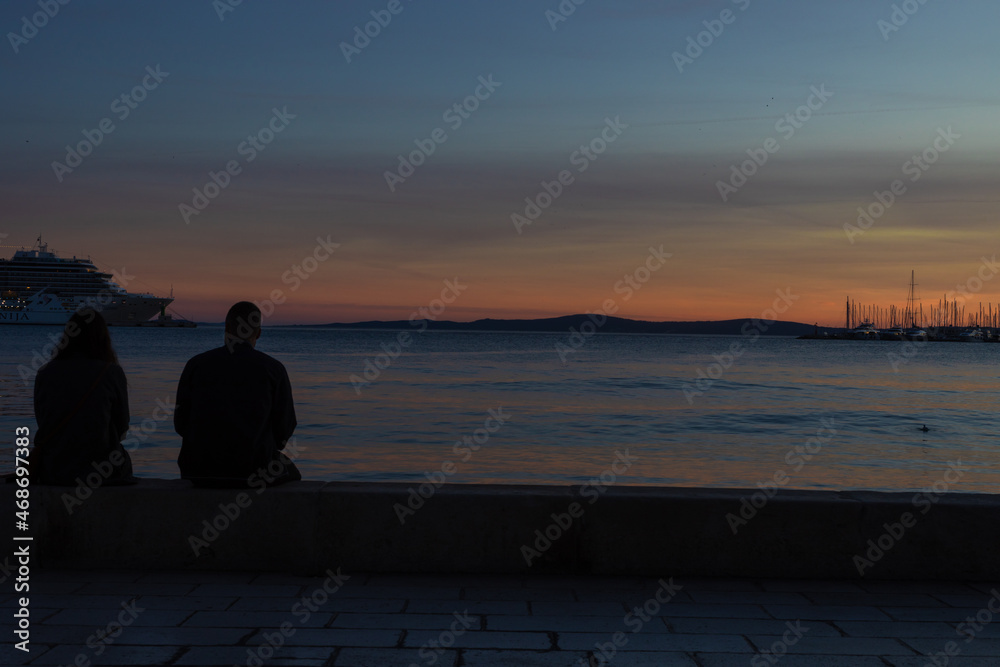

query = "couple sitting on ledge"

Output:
[[32, 302, 301, 489]]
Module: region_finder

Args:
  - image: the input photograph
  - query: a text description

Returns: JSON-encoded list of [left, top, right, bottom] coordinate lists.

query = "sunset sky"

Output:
[[3, 0, 999, 326]]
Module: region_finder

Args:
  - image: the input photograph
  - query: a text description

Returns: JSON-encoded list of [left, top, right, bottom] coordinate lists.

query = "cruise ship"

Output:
[[0, 237, 172, 325]]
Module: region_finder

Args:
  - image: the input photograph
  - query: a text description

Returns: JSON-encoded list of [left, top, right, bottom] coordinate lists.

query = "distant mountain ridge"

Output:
[[306, 315, 838, 337]]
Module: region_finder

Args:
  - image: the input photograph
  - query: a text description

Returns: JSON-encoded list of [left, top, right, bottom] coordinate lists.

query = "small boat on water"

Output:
[[850, 322, 879, 340], [137, 312, 196, 328], [958, 327, 984, 342], [880, 326, 905, 341]]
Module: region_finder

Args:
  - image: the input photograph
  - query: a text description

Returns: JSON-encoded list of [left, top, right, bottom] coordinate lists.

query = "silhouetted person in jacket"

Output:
[[33, 308, 136, 486], [174, 301, 301, 487]]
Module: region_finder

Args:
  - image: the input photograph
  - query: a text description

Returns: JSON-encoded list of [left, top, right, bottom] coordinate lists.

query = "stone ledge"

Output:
[[6, 480, 998, 579]]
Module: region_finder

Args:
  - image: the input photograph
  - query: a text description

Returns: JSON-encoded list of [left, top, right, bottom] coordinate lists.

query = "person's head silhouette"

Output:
[[50, 307, 119, 365], [224, 301, 262, 352]]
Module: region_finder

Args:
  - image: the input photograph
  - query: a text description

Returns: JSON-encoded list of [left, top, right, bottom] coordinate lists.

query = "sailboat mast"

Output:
[[907, 269, 919, 327]]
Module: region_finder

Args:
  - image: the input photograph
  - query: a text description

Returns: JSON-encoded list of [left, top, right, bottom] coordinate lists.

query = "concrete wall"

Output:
[[6, 480, 998, 579]]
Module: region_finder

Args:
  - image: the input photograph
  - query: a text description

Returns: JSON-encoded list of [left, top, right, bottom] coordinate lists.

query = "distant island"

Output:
[[291, 315, 841, 337]]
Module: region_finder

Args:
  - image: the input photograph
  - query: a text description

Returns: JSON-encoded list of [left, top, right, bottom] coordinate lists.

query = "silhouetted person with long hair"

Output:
[[33, 308, 136, 486], [174, 301, 301, 487]]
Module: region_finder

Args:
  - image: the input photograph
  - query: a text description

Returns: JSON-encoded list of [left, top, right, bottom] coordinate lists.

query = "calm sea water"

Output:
[[2, 326, 998, 492]]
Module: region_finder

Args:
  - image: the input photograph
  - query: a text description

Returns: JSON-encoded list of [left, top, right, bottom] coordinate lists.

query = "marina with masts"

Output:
[[834, 271, 1000, 341]]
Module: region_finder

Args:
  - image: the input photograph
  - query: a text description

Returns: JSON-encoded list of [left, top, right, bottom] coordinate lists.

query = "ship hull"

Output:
[[99, 296, 172, 325], [0, 296, 171, 326], [0, 309, 69, 325]]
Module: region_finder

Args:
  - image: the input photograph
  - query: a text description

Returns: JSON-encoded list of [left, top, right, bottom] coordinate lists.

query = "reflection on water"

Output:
[[1, 326, 998, 492]]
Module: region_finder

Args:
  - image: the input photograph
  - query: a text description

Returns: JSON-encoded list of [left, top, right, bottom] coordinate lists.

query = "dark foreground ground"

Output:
[[4, 570, 1000, 666]]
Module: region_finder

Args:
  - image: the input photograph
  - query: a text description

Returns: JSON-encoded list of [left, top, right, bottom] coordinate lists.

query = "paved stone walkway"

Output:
[[4, 570, 1000, 665]]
